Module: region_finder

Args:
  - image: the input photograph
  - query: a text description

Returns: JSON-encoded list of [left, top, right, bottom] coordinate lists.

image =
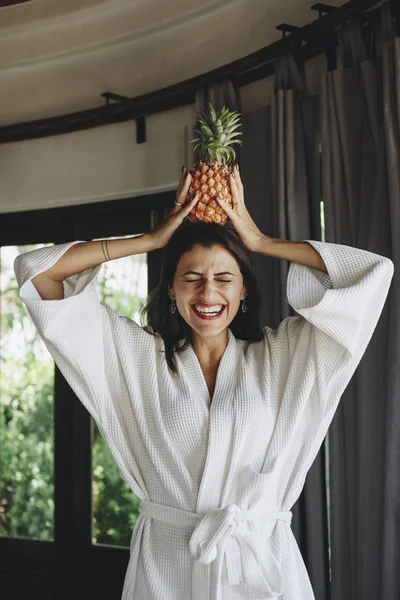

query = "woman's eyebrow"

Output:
[[182, 270, 236, 276]]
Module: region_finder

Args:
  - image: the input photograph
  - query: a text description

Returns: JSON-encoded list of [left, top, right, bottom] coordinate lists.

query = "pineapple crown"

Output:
[[191, 103, 242, 165]]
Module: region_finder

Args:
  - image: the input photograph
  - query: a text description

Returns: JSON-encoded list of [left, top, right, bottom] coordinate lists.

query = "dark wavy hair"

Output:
[[140, 222, 263, 371]]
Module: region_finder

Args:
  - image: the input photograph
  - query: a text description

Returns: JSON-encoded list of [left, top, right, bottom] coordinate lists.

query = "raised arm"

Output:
[[29, 168, 198, 300], [31, 235, 155, 300], [216, 164, 327, 273], [253, 237, 328, 273]]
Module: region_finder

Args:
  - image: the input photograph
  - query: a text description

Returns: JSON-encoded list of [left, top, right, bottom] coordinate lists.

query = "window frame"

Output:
[[0, 190, 174, 599]]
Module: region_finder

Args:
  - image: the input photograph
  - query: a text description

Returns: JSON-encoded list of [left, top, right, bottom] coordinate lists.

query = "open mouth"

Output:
[[191, 304, 226, 320]]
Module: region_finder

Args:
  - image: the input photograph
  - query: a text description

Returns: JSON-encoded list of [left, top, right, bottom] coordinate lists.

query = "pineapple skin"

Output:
[[186, 160, 233, 224]]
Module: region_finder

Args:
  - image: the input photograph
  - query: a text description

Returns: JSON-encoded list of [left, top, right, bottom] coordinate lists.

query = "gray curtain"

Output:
[[240, 55, 329, 599], [320, 3, 399, 599], [195, 78, 240, 120], [185, 8, 399, 594]]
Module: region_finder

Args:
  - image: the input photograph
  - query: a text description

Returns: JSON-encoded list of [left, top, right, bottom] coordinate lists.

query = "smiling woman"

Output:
[[140, 221, 263, 372], [12, 165, 394, 600]]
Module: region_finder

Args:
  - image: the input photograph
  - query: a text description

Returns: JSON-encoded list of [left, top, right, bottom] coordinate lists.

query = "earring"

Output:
[[169, 297, 177, 314], [241, 297, 248, 314]]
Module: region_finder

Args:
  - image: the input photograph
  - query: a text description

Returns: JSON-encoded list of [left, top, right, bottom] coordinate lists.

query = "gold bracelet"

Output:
[[101, 240, 107, 262], [105, 240, 111, 261], [101, 240, 110, 262]]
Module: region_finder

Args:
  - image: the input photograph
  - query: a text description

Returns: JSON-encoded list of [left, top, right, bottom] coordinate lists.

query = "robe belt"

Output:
[[138, 498, 292, 600]]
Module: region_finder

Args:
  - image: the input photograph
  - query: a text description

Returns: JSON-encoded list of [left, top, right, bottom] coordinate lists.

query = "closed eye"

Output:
[[183, 279, 232, 283]]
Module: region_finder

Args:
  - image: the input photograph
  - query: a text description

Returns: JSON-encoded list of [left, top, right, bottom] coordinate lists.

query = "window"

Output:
[[0, 193, 173, 598]]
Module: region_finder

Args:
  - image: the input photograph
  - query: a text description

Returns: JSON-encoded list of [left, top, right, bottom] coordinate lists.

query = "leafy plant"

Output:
[[1, 244, 145, 546]]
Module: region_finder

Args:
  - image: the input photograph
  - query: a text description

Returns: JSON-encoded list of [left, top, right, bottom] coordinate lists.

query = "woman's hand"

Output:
[[148, 168, 198, 250], [215, 165, 266, 252]]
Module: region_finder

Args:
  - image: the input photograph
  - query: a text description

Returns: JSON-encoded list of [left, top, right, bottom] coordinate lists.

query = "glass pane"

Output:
[[91, 235, 147, 547], [0, 243, 55, 541]]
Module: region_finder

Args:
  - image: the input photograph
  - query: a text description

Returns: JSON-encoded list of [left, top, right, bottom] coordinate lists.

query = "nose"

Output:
[[198, 279, 219, 301]]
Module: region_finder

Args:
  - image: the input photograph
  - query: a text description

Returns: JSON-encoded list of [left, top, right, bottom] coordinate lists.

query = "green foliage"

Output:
[[0, 353, 55, 540], [1, 247, 144, 547]]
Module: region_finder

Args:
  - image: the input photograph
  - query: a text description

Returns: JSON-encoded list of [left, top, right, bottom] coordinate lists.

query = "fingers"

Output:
[[181, 193, 199, 217], [178, 170, 192, 200], [171, 190, 198, 217], [231, 164, 243, 193], [215, 194, 236, 219], [233, 164, 243, 189], [172, 171, 192, 214], [229, 166, 244, 205], [176, 167, 188, 195], [170, 202, 184, 216]]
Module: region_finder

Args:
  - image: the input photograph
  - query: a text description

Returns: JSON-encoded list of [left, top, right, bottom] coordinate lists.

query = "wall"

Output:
[[0, 54, 326, 214]]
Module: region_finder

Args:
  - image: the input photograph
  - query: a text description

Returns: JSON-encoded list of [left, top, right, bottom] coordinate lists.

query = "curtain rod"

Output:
[[0, 0, 384, 144]]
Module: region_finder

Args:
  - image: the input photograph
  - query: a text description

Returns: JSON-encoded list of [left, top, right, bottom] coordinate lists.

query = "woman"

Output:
[[14, 165, 394, 600]]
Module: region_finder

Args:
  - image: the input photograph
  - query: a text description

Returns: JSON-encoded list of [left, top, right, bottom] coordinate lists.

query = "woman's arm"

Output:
[[215, 164, 327, 272], [253, 237, 328, 273], [31, 235, 155, 300], [31, 168, 199, 300]]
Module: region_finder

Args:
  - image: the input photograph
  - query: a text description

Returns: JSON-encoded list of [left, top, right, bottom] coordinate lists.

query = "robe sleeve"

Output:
[[268, 240, 394, 422], [13, 240, 150, 430]]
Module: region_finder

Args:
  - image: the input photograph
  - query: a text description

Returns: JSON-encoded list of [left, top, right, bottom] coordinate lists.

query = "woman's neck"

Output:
[[191, 328, 229, 367]]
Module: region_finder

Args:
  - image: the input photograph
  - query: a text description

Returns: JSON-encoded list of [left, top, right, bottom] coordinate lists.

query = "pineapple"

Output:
[[186, 103, 242, 224]]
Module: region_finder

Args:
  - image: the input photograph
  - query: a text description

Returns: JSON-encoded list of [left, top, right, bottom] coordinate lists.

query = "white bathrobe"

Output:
[[14, 239, 394, 600]]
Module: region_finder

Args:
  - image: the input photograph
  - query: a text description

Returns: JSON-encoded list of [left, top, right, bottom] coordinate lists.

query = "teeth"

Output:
[[194, 304, 224, 315]]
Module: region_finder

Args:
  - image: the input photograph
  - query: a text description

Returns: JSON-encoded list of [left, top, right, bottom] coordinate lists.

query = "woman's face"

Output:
[[169, 243, 246, 340]]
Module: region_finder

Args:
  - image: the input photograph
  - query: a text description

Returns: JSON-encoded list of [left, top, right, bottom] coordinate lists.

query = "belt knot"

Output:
[[190, 504, 250, 563], [189, 503, 292, 598]]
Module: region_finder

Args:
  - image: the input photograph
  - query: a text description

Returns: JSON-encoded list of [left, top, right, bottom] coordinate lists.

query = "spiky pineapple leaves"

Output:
[[191, 103, 242, 165]]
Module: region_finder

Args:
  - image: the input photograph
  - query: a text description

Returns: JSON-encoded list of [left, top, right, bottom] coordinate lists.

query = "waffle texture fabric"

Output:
[[14, 239, 394, 600]]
